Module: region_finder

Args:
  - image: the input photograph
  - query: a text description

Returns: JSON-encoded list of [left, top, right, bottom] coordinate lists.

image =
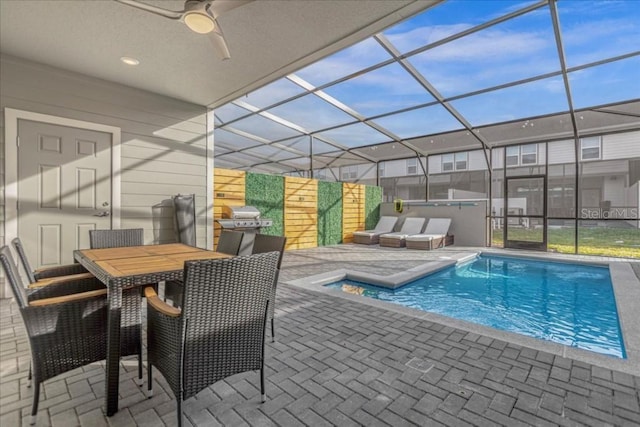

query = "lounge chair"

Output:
[[379, 217, 426, 248], [353, 216, 398, 245], [406, 218, 453, 250]]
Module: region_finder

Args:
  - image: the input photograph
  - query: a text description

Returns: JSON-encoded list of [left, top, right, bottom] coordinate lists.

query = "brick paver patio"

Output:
[[1, 245, 639, 426]]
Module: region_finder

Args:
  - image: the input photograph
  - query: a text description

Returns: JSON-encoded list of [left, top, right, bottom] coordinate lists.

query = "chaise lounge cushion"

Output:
[[379, 217, 426, 248], [353, 216, 398, 244], [405, 218, 452, 250]]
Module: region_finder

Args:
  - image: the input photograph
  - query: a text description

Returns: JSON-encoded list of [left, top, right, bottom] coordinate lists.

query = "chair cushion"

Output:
[[353, 230, 379, 237], [398, 218, 426, 235], [380, 232, 409, 240], [373, 216, 398, 232], [406, 234, 442, 242]]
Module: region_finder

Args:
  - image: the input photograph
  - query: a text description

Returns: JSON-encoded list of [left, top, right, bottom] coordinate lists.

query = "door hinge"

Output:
[[16, 136, 20, 147], [16, 200, 19, 211]]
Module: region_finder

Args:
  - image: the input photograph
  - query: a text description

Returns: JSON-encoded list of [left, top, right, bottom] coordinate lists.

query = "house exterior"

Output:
[[317, 131, 639, 226], [1, 56, 214, 296]]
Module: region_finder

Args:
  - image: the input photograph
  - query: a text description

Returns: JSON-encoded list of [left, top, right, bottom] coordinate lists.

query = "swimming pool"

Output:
[[326, 255, 626, 358]]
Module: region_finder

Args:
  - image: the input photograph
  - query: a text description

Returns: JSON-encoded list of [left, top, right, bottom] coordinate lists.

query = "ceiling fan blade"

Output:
[[208, 26, 231, 60], [208, 0, 253, 19], [114, 0, 184, 20]]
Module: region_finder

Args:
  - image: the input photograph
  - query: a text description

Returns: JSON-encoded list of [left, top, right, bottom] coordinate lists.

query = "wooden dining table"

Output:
[[74, 243, 231, 416]]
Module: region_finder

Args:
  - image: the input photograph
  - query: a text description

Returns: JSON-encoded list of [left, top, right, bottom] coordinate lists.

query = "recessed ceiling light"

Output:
[[120, 56, 140, 66]]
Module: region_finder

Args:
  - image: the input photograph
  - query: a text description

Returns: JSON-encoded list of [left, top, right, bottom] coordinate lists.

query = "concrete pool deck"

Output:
[[286, 247, 640, 377], [1, 244, 639, 426]]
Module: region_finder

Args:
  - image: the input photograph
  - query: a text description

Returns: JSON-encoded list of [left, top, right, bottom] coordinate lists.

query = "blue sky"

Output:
[[215, 0, 640, 154]]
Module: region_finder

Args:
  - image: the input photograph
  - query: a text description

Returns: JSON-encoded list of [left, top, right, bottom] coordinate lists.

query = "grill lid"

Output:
[[222, 205, 261, 219]]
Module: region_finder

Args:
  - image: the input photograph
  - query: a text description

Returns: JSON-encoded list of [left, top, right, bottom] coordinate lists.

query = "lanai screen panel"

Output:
[[213, 0, 640, 172]]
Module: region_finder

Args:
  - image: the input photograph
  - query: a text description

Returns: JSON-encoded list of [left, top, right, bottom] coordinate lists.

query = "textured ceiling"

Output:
[[0, 0, 434, 108]]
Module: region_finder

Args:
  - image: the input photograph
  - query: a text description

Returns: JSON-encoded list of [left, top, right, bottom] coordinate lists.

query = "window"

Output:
[[407, 158, 418, 175], [378, 162, 385, 178], [506, 146, 519, 166], [581, 137, 601, 160], [521, 144, 537, 165], [455, 152, 468, 170], [441, 152, 468, 171], [341, 165, 357, 180], [315, 169, 327, 180], [506, 144, 539, 167], [442, 154, 454, 172]]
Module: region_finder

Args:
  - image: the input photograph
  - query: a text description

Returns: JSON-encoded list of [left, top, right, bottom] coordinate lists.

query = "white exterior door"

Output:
[[17, 119, 112, 268]]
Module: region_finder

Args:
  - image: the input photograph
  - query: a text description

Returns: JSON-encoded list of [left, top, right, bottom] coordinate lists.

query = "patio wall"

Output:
[[0, 56, 211, 296], [213, 168, 382, 249]]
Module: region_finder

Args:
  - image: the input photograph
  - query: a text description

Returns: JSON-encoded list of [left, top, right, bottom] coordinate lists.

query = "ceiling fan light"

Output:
[[184, 12, 215, 34]]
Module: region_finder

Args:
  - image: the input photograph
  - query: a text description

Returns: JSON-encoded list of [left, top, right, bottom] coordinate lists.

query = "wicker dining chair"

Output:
[[89, 228, 144, 249], [251, 234, 286, 341], [164, 230, 244, 307], [89, 228, 144, 383], [216, 229, 244, 255], [11, 237, 89, 284], [145, 252, 280, 427], [1, 246, 108, 425]]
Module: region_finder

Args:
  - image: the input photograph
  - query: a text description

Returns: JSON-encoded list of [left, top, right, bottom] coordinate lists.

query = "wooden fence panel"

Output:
[[284, 177, 318, 250], [342, 183, 365, 243], [213, 169, 245, 249]]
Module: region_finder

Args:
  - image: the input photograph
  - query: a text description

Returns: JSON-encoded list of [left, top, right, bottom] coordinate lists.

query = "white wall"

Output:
[[603, 131, 640, 159], [380, 201, 487, 247], [1, 55, 210, 262], [548, 140, 575, 164]]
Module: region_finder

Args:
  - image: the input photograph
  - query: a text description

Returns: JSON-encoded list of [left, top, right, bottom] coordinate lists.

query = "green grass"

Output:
[[492, 227, 640, 258]]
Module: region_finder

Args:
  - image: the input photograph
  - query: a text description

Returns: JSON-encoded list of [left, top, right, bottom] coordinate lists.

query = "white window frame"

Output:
[[341, 165, 357, 180], [581, 137, 601, 161], [442, 154, 454, 172], [407, 158, 418, 175], [506, 146, 520, 167], [454, 152, 468, 170], [378, 162, 385, 178], [521, 144, 537, 165]]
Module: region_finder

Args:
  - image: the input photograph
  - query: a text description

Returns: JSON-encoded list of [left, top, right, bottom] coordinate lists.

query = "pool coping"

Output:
[[284, 250, 640, 376]]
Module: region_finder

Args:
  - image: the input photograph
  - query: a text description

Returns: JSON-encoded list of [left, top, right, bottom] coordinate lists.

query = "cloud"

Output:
[[295, 38, 391, 86], [385, 23, 473, 53]]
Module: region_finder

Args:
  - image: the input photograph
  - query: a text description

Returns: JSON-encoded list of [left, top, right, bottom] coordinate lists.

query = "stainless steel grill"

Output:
[[216, 206, 273, 255], [216, 206, 273, 230]]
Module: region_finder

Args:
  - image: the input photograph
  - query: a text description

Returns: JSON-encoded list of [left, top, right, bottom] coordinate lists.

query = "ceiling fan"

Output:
[[114, 0, 251, 60]]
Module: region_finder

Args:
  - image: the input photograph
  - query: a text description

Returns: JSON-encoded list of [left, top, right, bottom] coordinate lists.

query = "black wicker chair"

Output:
[[216, 229, 244, 255], [89, 228, 144, 249], [164, 230, 244, 307], [89, 228, 144, 383], [11, 237, 89, 284], [145, 252, 280, 427], [251, 234, 286, 341], [1, 246, 108, 425]]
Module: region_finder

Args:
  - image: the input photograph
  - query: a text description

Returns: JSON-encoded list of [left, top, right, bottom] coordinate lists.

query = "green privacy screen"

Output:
[[245, 172, 284, 236], [365, 185, 382, 230], [317, 181, 343, 246]]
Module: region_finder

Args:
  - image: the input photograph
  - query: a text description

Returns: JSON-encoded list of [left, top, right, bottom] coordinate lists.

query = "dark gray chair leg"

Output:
[[261, 367, 266, 402], [30, 379, 40, 425], [147, 364, 153, 398], [271, 318, 275, 343]]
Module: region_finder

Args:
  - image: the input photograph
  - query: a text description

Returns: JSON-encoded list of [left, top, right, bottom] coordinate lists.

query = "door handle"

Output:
[[93, 211, 111, 217]]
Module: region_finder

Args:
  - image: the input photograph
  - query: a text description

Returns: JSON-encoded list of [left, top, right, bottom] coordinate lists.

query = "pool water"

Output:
[[326, 255, 626, 358]]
